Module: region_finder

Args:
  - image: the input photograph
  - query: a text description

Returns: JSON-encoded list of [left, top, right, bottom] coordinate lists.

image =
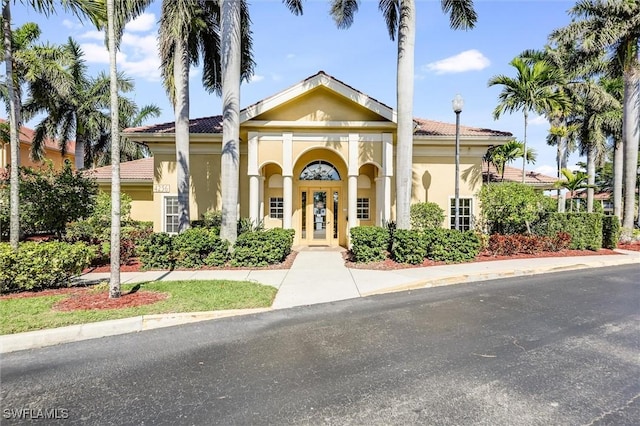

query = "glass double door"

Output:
[[300, 187, 340, 245]]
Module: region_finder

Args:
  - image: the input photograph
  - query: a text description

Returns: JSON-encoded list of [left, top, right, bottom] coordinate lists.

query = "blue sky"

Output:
[[8, 0, 579, 176]]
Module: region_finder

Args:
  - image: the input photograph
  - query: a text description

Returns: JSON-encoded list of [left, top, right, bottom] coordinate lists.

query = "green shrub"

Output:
[[138, 233, 175, 269], [547, 213, 603, 250], [1, 242, 94, 293], [391, 229, 427, 264], [350, 226, 388, 263], [425, 229, 481, 263], [231, 228, 294, 267], [410, 202, 445, 231], [479, 182, 546, 234], [173, 228, 228, 268], [602, 215, 621, 249]]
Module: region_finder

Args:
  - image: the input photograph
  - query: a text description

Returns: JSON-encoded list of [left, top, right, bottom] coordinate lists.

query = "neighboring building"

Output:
[[0, 118, 75, 170], [482, 162, 557, 190], [564, 190, 614, 215], [87, 157, 154, 223], [121, 71, 513, 247]]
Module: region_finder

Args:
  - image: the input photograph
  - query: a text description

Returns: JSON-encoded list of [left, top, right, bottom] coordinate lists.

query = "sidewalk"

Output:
[[2, 248, 638, 353]]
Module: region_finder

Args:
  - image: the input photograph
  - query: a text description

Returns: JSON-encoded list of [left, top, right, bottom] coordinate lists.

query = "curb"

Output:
[[0, 308, 270, 354], [361, 253, 640, 297]]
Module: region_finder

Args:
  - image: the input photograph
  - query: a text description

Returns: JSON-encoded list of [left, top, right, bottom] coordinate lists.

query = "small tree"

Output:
[[410, 202, 445, 231], [0, 161, 98, 239], [479, 182, 546, 235]]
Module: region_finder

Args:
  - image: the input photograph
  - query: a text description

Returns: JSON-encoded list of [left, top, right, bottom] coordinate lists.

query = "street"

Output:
[[1, 264, 639, 425]]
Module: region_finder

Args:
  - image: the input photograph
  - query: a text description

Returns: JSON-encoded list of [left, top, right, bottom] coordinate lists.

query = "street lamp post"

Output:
[[452, 94, 463, 231]]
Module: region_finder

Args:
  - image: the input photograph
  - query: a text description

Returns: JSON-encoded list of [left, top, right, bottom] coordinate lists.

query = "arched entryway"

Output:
[[294, 150, 347, 246]]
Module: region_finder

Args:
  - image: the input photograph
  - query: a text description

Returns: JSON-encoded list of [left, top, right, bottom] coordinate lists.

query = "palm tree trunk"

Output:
[[174, 39, 190, 233], [220, 0, 241, 243], [3, 1, 20, 250], [613, 138, 623, 218], [622, 72, 639, 229], [394, 0, 416, 230], [522, 110, 528, 183], [586, 143, 595, 213], [74, 140, 85, 170], [107, 0, 121, 298]]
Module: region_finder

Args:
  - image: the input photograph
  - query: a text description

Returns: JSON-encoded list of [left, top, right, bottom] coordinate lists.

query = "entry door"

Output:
[[300, 188, 340, 245]]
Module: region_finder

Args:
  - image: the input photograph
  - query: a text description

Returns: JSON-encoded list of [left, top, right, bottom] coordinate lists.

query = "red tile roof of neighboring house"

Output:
[[566, 190, 611, 200], [85, 157, 153, 182], [0, 118, 76, 153], [414, 118, 512, 137], [483, 162, 557, 187]]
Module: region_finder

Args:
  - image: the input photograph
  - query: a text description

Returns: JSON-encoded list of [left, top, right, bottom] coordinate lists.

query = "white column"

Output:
[[375, 177, 384, 226], [248, 132, 260, 223], [348, 133, 359, 233], [282, 132, 293, 229], [259, 176, 265, 220], [382, 133, 393, 222]]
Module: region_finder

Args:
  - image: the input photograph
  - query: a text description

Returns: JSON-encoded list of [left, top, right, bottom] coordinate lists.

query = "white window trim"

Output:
[[448, 196, 474, 230], [162, 194, 179, 234]]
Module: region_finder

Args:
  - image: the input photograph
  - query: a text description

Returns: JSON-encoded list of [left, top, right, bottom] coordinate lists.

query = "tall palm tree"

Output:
[[330, 0, 477, 229], [552, 0, 640, 229], [488, 57, 568, 184], [2, 0, 103, 249], [159, 0, 252, 234], [219, 0, 300, 243]]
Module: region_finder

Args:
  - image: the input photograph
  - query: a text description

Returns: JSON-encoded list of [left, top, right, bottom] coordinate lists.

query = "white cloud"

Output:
[[529, 115, 549, 126], [249, 74, 265, 83], [423, 49, 490, 74], [534, 165, 557, 177], [124, 13, 156, 32], [79, 42, 110, 64], [286, 53, 296, 60], [62, 19, 82, 30], [79, 30, 104, 41]]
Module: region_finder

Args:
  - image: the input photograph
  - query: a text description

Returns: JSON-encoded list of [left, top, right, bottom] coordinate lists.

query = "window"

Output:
[[270, 197, 284, 219], [450, 198, 472, 231], [164, 196, 179, 233], [299, 161, 341, 181], [357, 198, 370, 220]]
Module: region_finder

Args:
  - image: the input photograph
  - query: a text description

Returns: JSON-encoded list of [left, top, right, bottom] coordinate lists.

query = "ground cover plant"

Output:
[[0, 279, 277, 334]]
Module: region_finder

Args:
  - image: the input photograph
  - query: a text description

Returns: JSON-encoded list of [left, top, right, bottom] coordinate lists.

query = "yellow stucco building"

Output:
[[122, 72, 513, 247]]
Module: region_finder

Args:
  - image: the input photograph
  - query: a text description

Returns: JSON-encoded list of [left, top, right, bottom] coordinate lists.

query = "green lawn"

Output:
[[1, 280, 277, 335]]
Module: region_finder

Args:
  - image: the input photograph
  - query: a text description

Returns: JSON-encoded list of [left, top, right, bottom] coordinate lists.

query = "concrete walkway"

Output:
[[2, 248, 638, 353]]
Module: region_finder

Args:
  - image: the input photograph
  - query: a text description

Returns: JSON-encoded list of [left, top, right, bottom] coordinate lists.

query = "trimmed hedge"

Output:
[[350, 226, 389, 263], [602, 216, 621, 249], [546, 213, 603, 250], [173, 228, 229, 268], [425, 229, 481, 263], [139, 232, 175, 269], [391, 229, 427, 264], [231, 228, 295, 267], [0, 242, 94, 293]]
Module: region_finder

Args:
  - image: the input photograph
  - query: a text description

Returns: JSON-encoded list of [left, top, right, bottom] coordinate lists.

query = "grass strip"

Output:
[[1, 280, 277, 335]]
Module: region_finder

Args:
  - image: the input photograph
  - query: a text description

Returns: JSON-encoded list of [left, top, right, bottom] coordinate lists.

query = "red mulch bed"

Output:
[[345, 248, 623, 270], [53, 289, 168, 311], [618, 242, 640, 252]]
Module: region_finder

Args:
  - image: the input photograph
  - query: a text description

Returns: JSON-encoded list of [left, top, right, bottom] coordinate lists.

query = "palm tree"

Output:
[[488, 57, 568, 184], [485, 139, 536, 182], [159, 0, 252, 234], [555, 168, 591, 212], [2, 0, 103, 249], [330, 0, 477, 229], [219, 0, 299, 243], [552, 0, 640, 229]]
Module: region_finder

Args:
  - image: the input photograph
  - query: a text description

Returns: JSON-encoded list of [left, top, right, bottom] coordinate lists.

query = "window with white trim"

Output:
[[270, 197, 284, 219], [164, 196, 179, 233], [450, 198, 473, 231], [357, 198, 370, 220]]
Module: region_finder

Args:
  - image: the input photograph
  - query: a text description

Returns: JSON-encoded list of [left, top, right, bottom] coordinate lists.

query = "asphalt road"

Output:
[[1, 264, 639, 425]]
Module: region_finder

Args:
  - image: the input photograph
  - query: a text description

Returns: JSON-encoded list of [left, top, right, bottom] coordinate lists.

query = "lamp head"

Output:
[[452, 94, 464, 113]]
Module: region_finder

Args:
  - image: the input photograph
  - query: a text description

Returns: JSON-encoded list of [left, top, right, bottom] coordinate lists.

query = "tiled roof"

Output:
[[483, 162, 557, 187], [85, 157, 153, 182], [414, 118, 512, 137], [124, 115, 223, 134], [0, 118, 76, 152]]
